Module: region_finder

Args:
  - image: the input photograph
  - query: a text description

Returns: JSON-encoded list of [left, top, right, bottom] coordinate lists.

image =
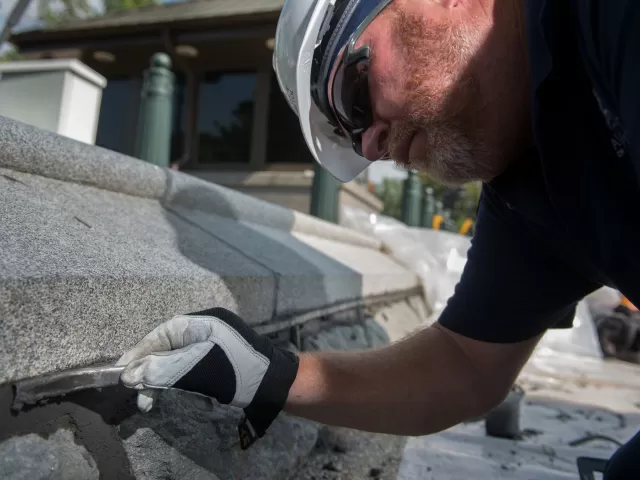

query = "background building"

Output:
[[8, 0, 382, 216]]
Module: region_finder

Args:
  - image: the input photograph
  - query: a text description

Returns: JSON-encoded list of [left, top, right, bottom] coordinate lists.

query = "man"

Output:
[[117, 0, 640, 477]]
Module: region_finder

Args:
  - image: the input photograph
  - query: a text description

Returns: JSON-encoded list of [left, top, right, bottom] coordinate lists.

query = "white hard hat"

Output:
[[273, 0, 372, 183]]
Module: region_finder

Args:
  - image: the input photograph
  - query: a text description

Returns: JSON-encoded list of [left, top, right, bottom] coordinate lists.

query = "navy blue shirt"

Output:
[[438, 0, 640, 342]]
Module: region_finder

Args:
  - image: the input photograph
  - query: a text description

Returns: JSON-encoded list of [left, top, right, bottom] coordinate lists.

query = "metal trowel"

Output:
[[11, 364, 125, 411]]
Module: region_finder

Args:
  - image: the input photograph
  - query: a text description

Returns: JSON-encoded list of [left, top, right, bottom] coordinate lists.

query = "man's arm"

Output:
[[117, 193, 596, 444], [285, 323, 540, 435], [118, 307, 540, 439]]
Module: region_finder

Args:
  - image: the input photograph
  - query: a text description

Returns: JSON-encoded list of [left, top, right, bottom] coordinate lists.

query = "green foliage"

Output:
[[38, 0, 96, 25], [104, 0, 156, 14], [38, 0, 158, 26], [0, 46, 22, 62]]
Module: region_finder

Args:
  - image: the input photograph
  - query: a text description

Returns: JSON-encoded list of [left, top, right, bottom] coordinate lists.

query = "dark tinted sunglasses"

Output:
[[329, 0, 394, 158]]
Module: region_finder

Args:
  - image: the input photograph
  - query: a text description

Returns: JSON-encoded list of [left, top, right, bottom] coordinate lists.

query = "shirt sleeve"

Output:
[[437, 187, 599, 343]]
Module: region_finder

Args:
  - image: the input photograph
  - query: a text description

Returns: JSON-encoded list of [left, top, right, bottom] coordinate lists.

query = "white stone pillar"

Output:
[[0, 59, 107, 144]]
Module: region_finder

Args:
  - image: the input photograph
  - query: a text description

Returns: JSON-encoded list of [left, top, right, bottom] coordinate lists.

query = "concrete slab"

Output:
[[0, 115, 167, 199], [0, 170, 276, 384]]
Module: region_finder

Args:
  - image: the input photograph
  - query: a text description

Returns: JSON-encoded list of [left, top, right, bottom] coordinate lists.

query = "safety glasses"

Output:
[[329, 0, 394, 158]]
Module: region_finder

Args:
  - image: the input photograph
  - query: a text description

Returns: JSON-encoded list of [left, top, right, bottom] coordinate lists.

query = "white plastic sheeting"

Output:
[[341, 208, 470, 317], [397, 385, 640, 480], [340, 207, 603, 358], [536, 301, 603, 358]]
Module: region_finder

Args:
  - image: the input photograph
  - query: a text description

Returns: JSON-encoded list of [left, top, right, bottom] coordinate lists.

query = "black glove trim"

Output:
[[242, 347, 299, 446], [188, 307, 300, 449]]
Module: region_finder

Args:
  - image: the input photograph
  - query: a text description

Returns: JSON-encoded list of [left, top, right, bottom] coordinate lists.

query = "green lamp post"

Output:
[[135, 53, 175, 167], [402, 170, 421, 226], [422, 187, 435, 228], [310, 164, 339, 223]]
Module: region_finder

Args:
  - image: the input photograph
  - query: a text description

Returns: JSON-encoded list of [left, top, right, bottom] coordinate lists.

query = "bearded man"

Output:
[[118, 2, 640, 477]]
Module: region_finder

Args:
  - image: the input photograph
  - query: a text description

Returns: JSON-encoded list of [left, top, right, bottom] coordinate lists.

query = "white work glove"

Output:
[[117, 307, 299, 449]]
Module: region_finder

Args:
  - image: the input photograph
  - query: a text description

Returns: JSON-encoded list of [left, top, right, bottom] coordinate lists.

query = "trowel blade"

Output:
[[11, 364, 125, 411]]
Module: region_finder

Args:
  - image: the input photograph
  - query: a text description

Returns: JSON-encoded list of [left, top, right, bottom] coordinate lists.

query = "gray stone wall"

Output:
[[0, 298, 428, 480], [0, 115, 428, 480]]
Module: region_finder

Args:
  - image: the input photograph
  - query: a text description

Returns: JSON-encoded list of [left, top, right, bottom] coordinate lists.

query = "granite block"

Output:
[[120, 390, 318, 480], [164, 169, 295, 232], [0, 383, 318, 480], [303, 320, 390, 352], [292, 232, 419, 299], [0, 115, 167, 199], [0, 430, 99, 480], [374, 300, 426, 343], [0, 172, 275, 383], [364, 317, 391, 348], [291, 210, 382, 250], [167, 205, 365, 317]]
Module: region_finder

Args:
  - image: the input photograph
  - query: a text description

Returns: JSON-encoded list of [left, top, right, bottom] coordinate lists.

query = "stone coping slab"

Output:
[[1, 167, 417, 384], [0, 169, 275, 384], [0, 115, 379, 250]]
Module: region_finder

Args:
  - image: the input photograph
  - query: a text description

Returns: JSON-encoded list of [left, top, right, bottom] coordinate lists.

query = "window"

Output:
[[195, 72, 256, 165], [170, 75, 188, 163], [266, 72, 314, 164], [95, 77, 140, 155]]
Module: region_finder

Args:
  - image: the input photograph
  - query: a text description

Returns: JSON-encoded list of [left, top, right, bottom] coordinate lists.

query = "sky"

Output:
[[0, 0, 35, 52], [0, 0, 41, 32]]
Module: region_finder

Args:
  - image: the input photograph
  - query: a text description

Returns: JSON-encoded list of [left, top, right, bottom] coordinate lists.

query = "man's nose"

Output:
[[360, 120, 390, 161]]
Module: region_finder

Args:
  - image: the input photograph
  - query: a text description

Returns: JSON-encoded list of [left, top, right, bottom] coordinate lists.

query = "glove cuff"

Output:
[[240, 347, 299, 449]]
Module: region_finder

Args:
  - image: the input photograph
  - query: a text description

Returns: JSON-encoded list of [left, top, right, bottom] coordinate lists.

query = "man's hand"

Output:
[[117, 307, 299, 449]]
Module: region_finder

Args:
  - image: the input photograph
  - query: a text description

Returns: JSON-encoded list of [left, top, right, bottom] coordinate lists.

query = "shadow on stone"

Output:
[[161, 179, 365, 323], [0, 383, 138, 479], [116, 389, 319, 480]]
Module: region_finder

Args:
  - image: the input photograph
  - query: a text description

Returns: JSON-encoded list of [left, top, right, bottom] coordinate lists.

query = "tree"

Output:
[[38, 0, 96, 25], [0, 46, 22, 62], [103, 0, 156, 14], [38, 0, 157, 26]]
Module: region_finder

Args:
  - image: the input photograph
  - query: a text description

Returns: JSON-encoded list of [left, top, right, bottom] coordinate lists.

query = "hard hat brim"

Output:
[[294, 0, 373, 183]]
